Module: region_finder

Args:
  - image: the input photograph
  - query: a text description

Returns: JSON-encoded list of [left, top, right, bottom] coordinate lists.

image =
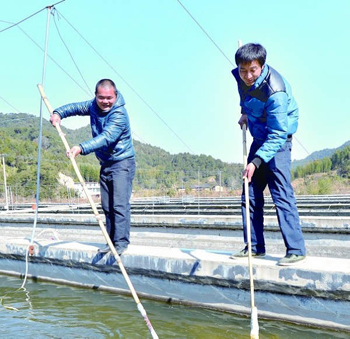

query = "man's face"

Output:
[[238, 60, 263, 87], [96, 86, 117, 112]]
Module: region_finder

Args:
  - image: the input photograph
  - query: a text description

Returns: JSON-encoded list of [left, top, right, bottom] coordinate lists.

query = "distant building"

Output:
[[73, 182, 100, 198], [58, 173, 100, 198], [191, 183, 211, 192], [189, 183, 225, 193], [212, 185, 224, 192]]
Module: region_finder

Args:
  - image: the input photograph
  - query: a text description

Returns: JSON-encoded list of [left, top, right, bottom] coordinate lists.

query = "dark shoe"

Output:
[[98, 244, 111, 253], [277, 254, 306, 266], [230, 248, 265, 259]]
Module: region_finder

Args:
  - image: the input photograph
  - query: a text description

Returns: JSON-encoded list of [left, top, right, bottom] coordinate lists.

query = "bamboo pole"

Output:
[[238, 39, 259, 339], [242, 124, 259, 339], [37, 84, 159, 339]]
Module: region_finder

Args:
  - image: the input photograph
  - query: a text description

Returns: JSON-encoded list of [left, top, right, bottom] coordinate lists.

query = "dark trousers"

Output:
[[100, 158, 136, 248], [241, 140, 306, 256]]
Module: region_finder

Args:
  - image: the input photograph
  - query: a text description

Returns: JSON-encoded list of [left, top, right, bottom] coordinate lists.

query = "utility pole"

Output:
[[197, 169, 200, 215], [1, 154, 9, 211]]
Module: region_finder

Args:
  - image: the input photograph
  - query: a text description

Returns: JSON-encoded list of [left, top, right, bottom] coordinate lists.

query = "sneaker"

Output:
[[277, 254, 306, 266], [230, 248, 266, 259], [116, 246, 128, 256], [98, 244, 111, 253]]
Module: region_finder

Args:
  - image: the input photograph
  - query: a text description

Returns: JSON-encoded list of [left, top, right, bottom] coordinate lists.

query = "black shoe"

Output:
[[98, 244, 111, 253], [230, 248, 266, 259]]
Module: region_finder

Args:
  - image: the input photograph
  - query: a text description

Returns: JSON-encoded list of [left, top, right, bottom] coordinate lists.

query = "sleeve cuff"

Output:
[[251, 157, 263, 169], [53, 111, 63, 119], [79, 143, 86, 155]]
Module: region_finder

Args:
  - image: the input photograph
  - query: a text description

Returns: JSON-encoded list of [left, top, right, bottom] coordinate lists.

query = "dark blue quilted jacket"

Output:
[[53, 91, 135, 164], [232, 65, 298, 163]]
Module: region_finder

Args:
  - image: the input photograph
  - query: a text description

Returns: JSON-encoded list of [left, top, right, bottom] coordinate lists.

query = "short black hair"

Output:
[[235, 43, 267, 67], [95, 79, 117, 95]]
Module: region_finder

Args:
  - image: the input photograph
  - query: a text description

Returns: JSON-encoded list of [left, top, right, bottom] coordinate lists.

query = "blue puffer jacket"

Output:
[[53, 91, 135, 165], [232, 64, 298, 163]]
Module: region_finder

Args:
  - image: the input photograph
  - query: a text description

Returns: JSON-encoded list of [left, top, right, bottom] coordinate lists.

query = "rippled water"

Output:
[[0, 275, 348, 338]]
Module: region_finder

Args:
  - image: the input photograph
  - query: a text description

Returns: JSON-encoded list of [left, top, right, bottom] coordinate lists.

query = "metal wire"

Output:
[[21, 5, 53, 290]]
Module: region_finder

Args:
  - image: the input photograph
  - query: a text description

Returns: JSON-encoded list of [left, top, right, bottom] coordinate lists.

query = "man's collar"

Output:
[[252, 64, 269, 89]]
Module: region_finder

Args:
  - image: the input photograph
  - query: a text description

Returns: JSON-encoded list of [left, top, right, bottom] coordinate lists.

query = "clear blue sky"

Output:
[[1, 0, 349, 164]]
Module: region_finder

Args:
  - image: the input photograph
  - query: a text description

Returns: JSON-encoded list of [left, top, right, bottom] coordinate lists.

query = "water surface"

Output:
[[0, 276, 348, 338]]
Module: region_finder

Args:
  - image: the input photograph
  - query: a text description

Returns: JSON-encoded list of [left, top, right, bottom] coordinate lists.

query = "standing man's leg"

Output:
[[99, 166, 114, 252], [267, 140, 306, 258], [110, 158, 136, 252]]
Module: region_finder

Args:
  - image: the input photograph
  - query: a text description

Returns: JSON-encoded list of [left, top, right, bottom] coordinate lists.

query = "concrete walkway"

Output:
[[0, 212, 349, 332]]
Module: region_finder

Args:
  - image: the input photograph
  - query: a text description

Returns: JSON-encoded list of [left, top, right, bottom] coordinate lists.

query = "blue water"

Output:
[[0, 275, 348, 338]]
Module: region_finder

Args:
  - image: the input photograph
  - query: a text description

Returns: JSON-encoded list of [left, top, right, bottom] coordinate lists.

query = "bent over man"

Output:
[[50, 79, 136, 256], [230, 43, 306, 266]]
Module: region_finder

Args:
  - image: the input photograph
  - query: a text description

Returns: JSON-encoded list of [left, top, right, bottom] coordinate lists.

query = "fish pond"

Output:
[[0, 275, 348, 338]]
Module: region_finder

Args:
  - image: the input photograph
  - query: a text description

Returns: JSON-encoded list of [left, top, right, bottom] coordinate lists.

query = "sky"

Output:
[[0, 0, 349, 165]]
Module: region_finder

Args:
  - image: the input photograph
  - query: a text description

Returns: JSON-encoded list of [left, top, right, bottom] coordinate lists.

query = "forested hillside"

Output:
[[1, 113, 349, 199], [0, 113, 242, 199], [291, 140, 350, 169], [291, 145, 350, 194]]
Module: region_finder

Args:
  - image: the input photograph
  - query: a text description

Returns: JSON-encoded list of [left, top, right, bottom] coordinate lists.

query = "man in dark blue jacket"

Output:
[[230, 43, 306, 266], [50, 79, 136, 256]]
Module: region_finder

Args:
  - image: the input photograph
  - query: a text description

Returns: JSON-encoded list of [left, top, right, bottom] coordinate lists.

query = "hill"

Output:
[[0, 112, 349, 198], [291, 140, 350, 169], [0, 113, 242, 198]]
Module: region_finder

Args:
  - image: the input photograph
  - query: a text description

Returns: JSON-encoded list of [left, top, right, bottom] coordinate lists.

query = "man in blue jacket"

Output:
[[230, 43, 306, 266], [50, 79, 136, 256]]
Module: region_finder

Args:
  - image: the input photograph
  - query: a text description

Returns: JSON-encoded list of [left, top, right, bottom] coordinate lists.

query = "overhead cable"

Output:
[[176, 0, 310, 159], [0, 1, 65, 34], [52, 9, 93, 97], [0, 95, 21, 112], [0, 20, 91, 97], [132, 131, 148, 145], [56, 9, 195, 155], [21, 3, 54, 290], [294, 136, 311, 156], [176, 0, 234, 67], [0, 7, 46, 34]]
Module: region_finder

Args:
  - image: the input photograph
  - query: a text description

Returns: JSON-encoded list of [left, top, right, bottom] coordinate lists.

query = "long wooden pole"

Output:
[[238, 39, 259, 339], [37, 84, 159, 339], [242, 125, 259, 339]]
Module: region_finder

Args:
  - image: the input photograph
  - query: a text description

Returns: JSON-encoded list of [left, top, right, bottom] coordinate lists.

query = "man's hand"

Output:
[[243, 162, 256, 183], [50, 113, 61, 127], [66, 146, 81, 159], [238, 114, 248, 129]]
